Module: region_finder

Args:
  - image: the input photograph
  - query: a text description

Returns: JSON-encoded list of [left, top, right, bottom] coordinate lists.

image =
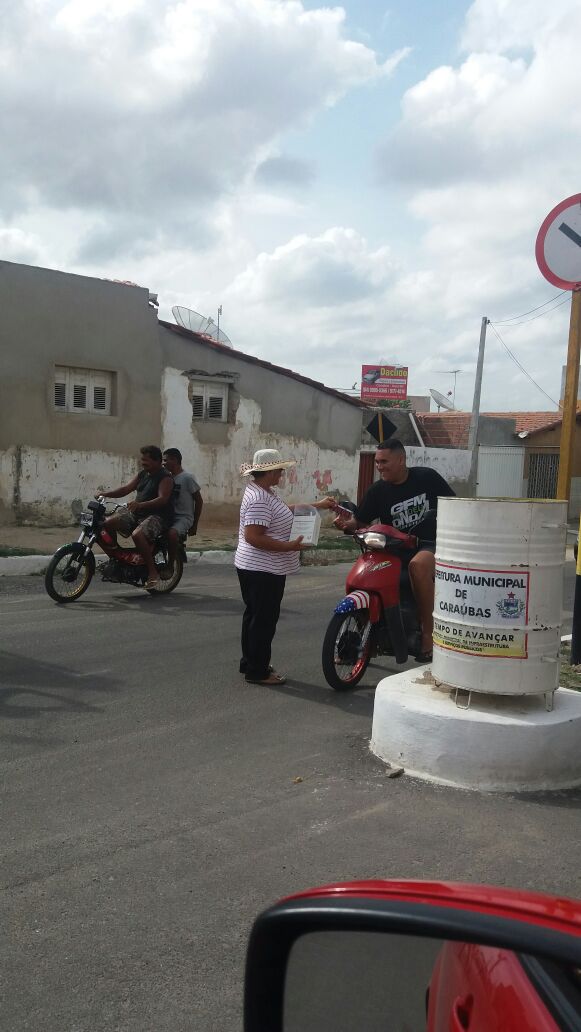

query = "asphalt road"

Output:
[[1, 561, 580, 1032]]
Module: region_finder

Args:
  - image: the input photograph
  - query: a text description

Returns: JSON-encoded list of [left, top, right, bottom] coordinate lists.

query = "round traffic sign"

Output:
[[536, 194, 581, 290]]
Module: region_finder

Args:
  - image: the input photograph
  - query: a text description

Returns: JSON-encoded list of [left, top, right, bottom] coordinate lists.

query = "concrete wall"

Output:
[[0, 445, 138, 525], [0, 261, 161, 455], [0, 260, 162, 523], [478, 416, 518, 446], [405, 447, 471, 494], [161, 365, 360, 507], [159, 325, 362, 455]]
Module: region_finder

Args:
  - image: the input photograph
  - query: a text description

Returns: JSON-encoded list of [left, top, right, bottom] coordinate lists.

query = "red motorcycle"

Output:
[[44, 498, 185, 603], [321, 519, 424, 691]]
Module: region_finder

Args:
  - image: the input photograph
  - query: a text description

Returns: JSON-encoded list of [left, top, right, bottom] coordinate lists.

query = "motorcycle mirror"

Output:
[[244, 881, 581, 1032]]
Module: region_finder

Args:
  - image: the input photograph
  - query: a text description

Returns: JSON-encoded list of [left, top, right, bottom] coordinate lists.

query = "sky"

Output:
[[2, 0, 580, 412]]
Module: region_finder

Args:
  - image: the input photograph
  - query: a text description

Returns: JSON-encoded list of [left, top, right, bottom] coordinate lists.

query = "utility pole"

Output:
[[217, 304, 222, 342], [468, 317, 488, 494]]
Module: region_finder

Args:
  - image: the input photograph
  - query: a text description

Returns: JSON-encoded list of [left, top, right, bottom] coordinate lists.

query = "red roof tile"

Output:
[[415, 411, 562, 448]]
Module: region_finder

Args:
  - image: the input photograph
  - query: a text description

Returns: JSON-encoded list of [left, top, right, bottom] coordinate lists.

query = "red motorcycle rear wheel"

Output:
[[322, 610, 373, 691]]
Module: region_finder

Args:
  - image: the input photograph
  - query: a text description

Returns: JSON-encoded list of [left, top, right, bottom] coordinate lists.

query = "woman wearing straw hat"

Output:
[[235, 448, 335, 686]]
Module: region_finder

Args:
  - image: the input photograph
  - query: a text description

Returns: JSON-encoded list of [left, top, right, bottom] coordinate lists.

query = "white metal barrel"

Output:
[[432, 498, 567, 696]]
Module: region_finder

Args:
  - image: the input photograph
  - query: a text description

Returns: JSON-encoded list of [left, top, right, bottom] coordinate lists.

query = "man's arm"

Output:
[[101, 474, 140, 499], [190, 490, 203, 535], [127, 476, 173, 514]]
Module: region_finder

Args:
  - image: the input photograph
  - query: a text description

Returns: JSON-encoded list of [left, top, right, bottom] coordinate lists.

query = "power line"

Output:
[[494, 290, 568, 324], [511, 293, 569, 324], [500, 295, 570, 327], [488, 322, 560, 408]]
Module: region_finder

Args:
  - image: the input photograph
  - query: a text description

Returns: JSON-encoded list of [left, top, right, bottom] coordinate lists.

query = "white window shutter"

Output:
[[208, 395, 223, 420], [192, 394, 205, 419], [73, 383, 87, 409]]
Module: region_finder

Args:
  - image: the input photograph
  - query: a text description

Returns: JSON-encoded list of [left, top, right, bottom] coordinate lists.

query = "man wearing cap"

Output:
[[235, 448, 335, 685]]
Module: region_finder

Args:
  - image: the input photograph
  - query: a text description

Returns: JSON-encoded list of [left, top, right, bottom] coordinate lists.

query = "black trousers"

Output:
[[236, 569, 286, 680]]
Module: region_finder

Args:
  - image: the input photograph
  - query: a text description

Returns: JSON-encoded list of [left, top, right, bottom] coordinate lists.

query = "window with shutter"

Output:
[[192, 394, 205, 419], [208, 395, 223, 420], [189, 379, 229, 422], [53, 367, 114, 414], [73, 384, 87, 409]]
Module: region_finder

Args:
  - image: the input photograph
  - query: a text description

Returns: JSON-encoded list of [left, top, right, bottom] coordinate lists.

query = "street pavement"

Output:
[[1, 562, 580, 1032]]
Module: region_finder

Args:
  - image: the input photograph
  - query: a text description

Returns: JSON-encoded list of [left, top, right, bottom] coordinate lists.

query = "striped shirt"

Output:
[[234, 483, 300, 576]]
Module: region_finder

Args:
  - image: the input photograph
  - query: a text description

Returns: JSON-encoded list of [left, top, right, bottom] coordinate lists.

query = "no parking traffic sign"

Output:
[[536, 193, 581, 289]]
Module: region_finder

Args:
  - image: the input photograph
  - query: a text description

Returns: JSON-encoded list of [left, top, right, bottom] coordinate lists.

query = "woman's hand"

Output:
[[287, 535, 307, 551], [315, 496, 337, 510]]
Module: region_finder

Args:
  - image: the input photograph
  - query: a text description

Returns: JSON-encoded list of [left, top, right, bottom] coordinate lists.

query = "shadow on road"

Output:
[[44, 591, 242, 616], [271, 678, 376, 717], [509, 787, 581, 809], [0, 650, 119, 721]]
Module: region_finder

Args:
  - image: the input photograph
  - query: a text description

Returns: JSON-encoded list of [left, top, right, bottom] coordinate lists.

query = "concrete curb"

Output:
[[0, 550, 236, 576], [0, 547, 357, 576]]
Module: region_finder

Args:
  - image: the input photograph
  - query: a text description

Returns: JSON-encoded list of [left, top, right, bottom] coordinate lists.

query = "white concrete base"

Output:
[[371, 668, 581, 792]]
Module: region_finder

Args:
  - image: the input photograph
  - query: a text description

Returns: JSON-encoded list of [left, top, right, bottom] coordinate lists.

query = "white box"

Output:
[[290, 507, 321, 546]]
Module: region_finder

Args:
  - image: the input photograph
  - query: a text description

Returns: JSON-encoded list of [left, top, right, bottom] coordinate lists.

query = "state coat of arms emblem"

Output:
[[496, 591, 525, 619]]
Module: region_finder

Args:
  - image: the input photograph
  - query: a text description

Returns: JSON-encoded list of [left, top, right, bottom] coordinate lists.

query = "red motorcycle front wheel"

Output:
[[322, 610, 373, 691]]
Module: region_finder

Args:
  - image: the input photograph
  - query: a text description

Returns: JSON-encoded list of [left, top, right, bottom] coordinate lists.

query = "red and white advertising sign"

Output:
[[536, 194, 581, 290], [360, 365, 408, 403]]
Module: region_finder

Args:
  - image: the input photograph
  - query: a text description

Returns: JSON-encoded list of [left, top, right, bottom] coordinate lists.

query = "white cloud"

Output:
[[0, 0, 391, 260], [2, 0, 577, 412]]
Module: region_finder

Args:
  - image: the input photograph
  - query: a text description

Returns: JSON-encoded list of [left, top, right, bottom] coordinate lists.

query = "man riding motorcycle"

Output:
[[100, 445, 173, 591], [334, 439, 455, 661]]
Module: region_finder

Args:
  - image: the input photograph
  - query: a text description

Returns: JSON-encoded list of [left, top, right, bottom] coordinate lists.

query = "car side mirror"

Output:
[[244, 881, 581, 1032]]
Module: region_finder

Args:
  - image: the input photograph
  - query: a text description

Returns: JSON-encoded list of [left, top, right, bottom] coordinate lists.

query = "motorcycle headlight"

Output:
[[360, 531, 387, 549]]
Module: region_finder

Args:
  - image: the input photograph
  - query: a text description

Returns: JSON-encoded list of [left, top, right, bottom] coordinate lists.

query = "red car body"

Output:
[[284, 880, 581, 1031]]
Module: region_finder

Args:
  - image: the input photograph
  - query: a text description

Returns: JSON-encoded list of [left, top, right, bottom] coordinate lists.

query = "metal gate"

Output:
[[527, 452, 559, 498], [476, 447, 525, 498]]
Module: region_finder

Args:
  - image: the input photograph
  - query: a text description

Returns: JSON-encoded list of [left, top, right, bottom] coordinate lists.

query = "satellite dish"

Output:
[[172, 306, 233, 348], [430, 388, 455, 413]]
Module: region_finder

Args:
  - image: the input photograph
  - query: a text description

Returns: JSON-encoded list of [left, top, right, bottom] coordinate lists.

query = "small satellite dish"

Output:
[[172, 306, 233, 348], [430, 388, 455, 413]]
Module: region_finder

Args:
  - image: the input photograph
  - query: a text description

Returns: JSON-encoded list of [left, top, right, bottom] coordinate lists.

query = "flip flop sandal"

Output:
[[145, 578, 161, 590], [245, 672, 286, 685]]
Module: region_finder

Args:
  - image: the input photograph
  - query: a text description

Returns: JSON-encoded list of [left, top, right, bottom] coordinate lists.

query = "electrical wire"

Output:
[[488, 321, 560, 408], [500, 295, 570, 327], [494, 290, 568, 324]]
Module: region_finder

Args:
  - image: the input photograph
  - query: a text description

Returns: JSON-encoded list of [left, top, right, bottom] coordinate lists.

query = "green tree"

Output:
[[375, 398, 411, 410]]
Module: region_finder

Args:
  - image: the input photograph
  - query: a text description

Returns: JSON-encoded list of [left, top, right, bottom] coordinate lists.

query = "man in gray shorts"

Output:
[[101, 445, 174, 589], [162, 448, 204, 574]]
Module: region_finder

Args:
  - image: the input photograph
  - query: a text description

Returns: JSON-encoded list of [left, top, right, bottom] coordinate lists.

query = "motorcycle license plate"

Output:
[[79, 511, 93, 527]]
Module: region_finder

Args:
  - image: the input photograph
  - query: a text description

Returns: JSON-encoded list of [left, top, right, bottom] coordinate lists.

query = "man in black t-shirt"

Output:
[[100, 445, 174, 590], [335, 439, 455, 661]]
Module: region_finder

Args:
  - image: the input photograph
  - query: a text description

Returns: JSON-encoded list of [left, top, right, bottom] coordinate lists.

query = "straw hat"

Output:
[[240, 448, 297, 477]]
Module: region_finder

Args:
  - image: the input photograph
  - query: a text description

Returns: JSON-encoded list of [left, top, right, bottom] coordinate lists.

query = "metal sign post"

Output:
[[556, 290, 581, 500]]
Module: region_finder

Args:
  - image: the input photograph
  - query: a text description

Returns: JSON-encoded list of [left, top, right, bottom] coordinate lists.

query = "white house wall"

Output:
[[0, 446, 138, 525], [405, 446, 471, 483], [161, 367, 358, 504]]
